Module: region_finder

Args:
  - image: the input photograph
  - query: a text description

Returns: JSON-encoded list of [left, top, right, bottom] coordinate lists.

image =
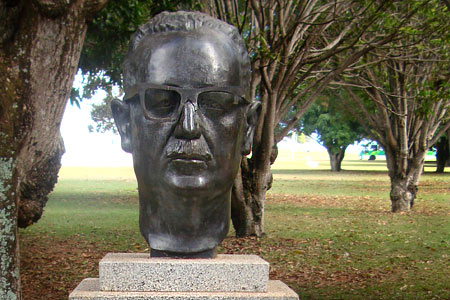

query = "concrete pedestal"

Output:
[[69, 253, 299, 300], [100, 253, 269, 292]]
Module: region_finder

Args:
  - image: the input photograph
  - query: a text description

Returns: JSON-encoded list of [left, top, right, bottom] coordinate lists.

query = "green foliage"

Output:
[[335, 0, 450, 153], [71, 0, 198, 107], [71, 1, 151, 106], [300, 93, 365, 154], [88, 88, 123, 134], [80, 1, 152, 83]]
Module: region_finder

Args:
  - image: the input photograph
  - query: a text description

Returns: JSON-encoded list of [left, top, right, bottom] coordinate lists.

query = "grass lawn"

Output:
[[19, 151, 450, 300]]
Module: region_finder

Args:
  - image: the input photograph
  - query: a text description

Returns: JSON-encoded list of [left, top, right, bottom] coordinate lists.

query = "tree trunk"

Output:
[[389, 176, 418, 212], [0, 162, 20, 300], [231, 145, 277, 237], [386, 148, 424, 213], [435, 134, 449, 173], [0, 57, 23, 300], [447, 128, 450, 168], [0, 1, 107, 298], [327, 146, 346, 172], [230, 83, 278, 237]]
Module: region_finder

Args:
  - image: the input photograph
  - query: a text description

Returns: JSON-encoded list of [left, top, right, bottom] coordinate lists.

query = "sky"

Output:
[[60, 92, 133, 167]]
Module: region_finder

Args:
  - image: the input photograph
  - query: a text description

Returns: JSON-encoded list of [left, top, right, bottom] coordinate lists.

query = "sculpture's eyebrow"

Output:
[[164, 82, 181, 88], [197, 83, 215, 88], [165, 83, 218, 89]]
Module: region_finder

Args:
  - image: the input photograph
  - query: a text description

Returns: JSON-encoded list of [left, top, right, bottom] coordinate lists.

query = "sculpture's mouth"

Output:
[[167, 152, 211, 162], [168, 156, 208, 174]]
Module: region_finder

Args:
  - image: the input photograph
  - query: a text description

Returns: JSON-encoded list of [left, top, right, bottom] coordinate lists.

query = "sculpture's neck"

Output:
[[138, 185, 231, 254]]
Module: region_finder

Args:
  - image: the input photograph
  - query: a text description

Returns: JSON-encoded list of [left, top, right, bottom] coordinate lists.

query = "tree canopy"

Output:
[[300, 94, 365, 171], [71, 0, 199, 106], [200, 0, 438, 234]]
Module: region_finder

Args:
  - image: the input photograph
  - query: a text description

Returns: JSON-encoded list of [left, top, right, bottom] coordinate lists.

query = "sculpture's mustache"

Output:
[[165, 138, 212, 161]]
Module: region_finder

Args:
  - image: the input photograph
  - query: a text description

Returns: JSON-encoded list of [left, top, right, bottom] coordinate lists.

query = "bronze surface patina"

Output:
[[112, 11, 260, 258]]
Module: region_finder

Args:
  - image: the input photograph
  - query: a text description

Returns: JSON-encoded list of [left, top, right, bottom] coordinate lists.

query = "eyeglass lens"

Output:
[[143, 88, 237, 120]]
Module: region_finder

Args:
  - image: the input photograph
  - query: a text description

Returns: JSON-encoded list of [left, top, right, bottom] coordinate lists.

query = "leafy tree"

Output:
[[334, 0, 450, 211], [201, 0, 429, 236], [87, 88, 122, 134], [300, 95, 365, 171]]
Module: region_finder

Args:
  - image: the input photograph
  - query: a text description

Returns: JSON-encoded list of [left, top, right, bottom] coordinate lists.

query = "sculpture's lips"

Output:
[[168, 156, 208, 174], [167, 153, 211, 162]]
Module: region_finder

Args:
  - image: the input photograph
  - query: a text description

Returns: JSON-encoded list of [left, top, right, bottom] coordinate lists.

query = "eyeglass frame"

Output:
[[124, 83, 250, 122]]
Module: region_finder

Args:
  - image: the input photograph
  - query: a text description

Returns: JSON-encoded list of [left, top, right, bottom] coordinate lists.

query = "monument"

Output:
[[110, 10, 259, 258], [69, 11, 299, 300]]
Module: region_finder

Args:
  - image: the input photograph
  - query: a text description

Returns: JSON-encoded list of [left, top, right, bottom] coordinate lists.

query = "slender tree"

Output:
[[334, 1, 450, 211], [201, 0, 427, 235]]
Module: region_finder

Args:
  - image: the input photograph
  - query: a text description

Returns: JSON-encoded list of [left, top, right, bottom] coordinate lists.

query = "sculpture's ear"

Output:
[[241, 101, 261, 155], [111, 99, 132, 153]]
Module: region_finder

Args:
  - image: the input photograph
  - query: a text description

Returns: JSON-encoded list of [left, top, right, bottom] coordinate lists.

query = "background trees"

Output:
[[334, 1, 450, 211], [300, 95, 365, 171], [202, 0, 427, 236]]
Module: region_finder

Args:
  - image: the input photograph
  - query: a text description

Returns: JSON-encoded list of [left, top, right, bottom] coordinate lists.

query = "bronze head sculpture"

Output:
[[111, 11, 260, 258]]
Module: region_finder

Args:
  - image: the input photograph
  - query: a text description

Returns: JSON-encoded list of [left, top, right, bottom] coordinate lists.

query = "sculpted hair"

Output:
[[123, 11, 251, 97]]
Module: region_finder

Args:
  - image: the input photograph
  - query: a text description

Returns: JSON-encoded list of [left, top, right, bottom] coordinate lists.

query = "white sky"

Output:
[[60, 89, 133, 167]]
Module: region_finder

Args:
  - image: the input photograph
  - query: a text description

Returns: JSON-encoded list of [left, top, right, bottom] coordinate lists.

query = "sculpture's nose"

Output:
[[174, 101, 201, 139]]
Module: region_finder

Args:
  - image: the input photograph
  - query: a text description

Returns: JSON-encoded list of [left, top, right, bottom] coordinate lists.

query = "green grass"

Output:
[[24, 177, 143, 251], [19, 154, 450, 300]]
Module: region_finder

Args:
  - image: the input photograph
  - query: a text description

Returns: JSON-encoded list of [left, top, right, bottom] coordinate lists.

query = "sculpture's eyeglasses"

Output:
[[125, 83, 249, 121]]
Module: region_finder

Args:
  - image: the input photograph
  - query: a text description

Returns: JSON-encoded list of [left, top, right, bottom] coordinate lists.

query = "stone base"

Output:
[[69, 278, 299, 300], [99, 253, 269, 292], [69, 253, 299, 300]]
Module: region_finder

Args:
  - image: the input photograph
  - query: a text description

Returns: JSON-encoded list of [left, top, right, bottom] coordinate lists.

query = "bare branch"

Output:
[[430, 121, 450, 146]]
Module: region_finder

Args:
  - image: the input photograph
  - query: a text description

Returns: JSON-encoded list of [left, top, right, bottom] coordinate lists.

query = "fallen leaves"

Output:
[[20, 235, 108, 300]]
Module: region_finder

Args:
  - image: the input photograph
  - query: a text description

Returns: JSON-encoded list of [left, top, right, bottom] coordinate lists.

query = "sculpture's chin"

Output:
[[164, 172, 210, 192], [139, 191, 231, 255]]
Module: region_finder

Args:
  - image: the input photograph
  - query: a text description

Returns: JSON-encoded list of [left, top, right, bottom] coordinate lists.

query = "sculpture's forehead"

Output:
[[132, 29, 242, 88]]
